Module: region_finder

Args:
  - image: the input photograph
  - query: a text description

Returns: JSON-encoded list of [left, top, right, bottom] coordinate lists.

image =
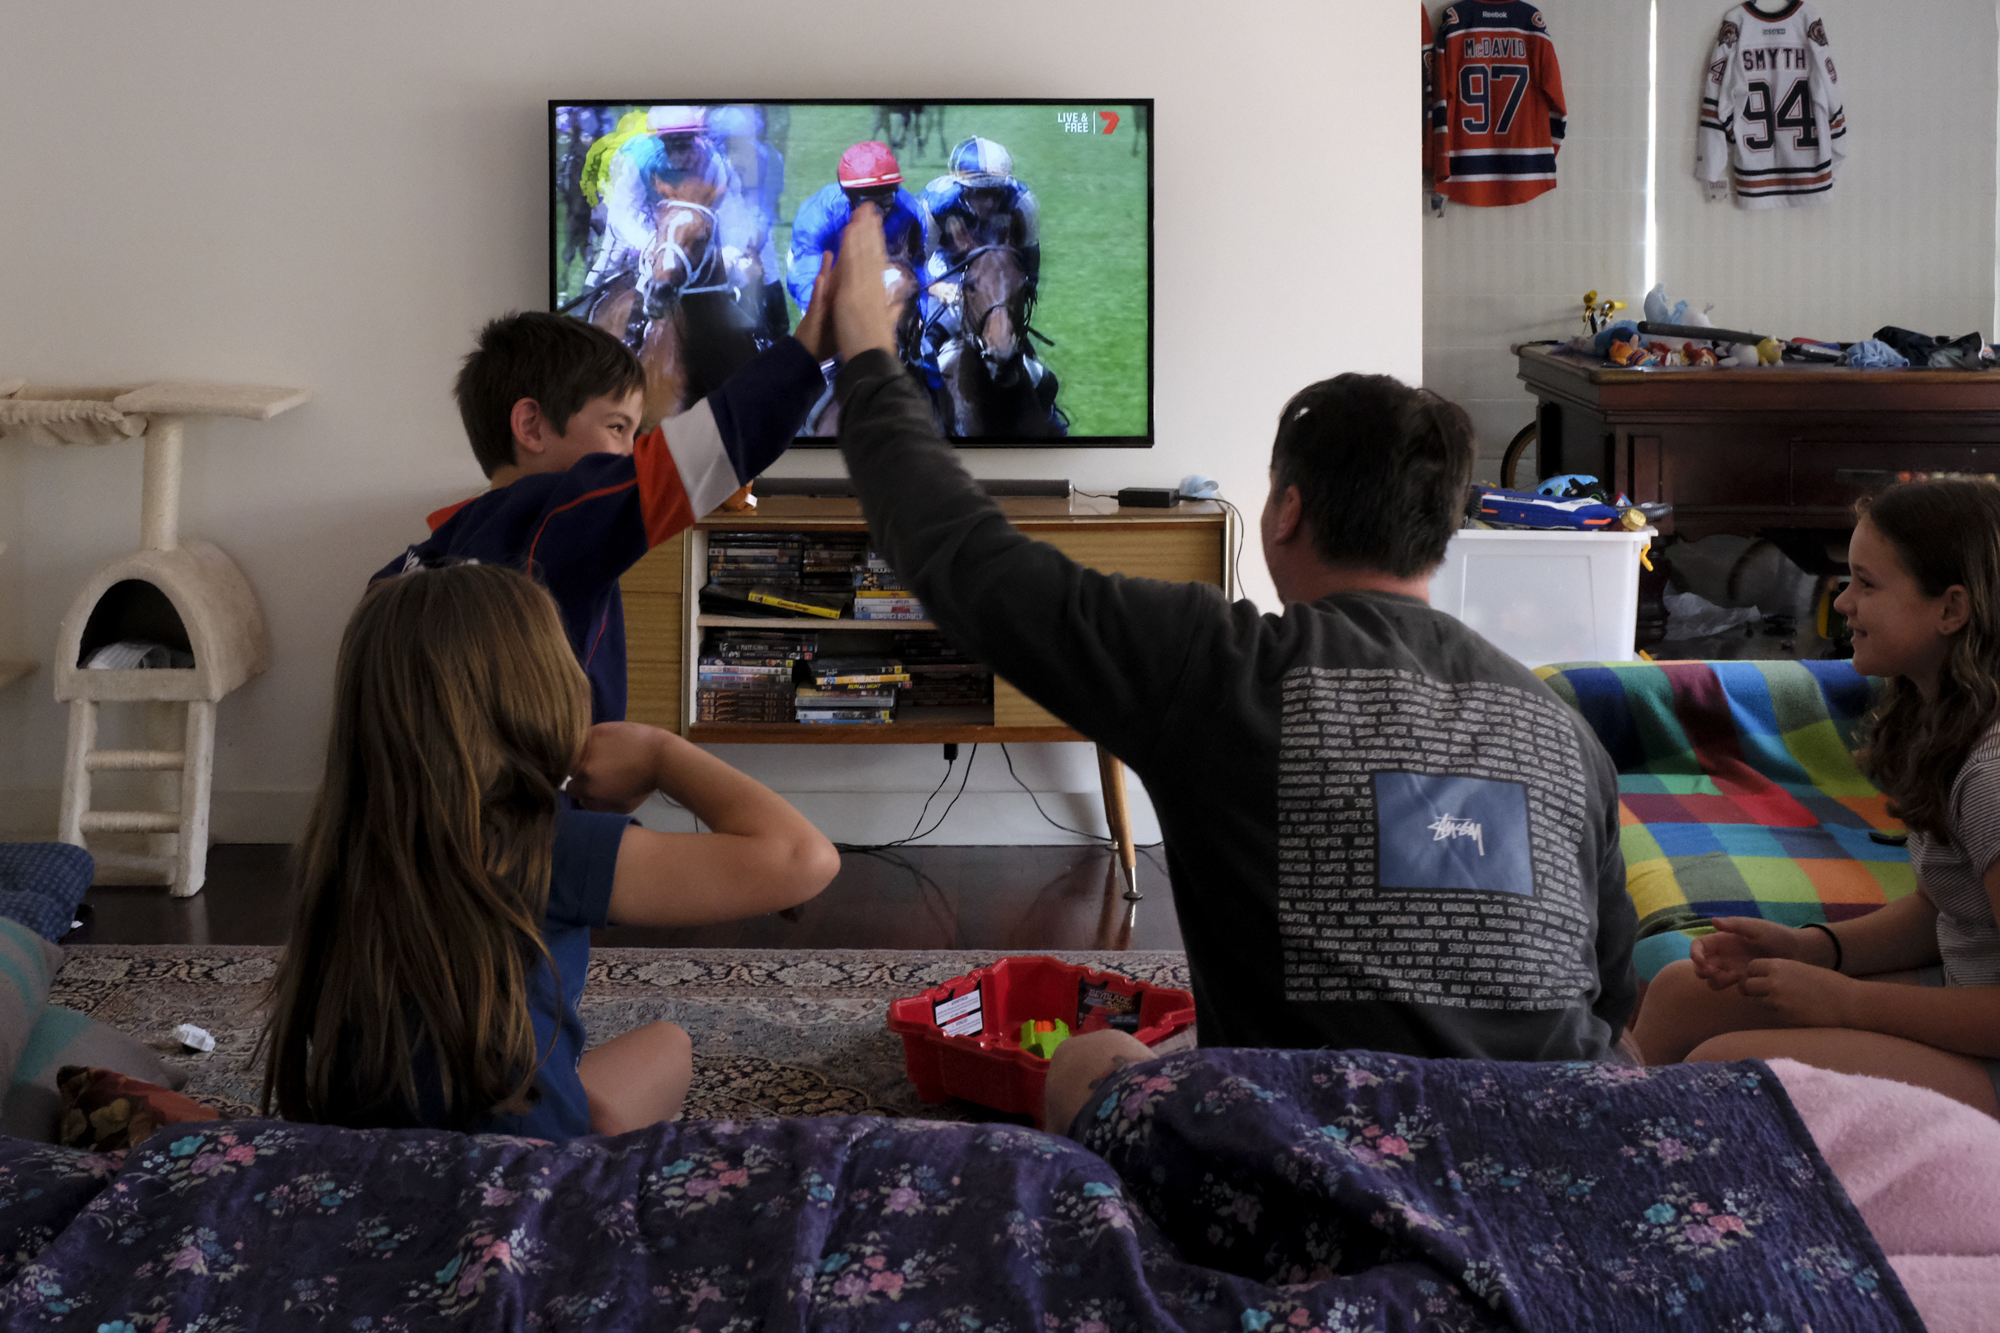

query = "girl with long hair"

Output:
[[1634, 479, 2000, 1116], [260, 563, 838, 1138]]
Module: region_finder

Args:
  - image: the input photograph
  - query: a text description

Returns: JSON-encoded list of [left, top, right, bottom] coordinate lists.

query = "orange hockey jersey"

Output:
[[1429, 1, 1566, 207]]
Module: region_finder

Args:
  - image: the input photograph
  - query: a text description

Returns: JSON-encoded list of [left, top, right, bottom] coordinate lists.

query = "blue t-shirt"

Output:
[[473, 806, 630, 1140]]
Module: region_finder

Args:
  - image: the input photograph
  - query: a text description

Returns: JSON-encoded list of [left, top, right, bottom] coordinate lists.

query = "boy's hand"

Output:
[[831, 203, 900, 360], [568, 722, 669, 814], [793, 261, 836, 361]]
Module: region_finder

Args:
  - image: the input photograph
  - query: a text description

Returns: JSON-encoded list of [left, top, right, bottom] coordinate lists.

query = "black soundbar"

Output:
[[754, 477, 1072, 498]]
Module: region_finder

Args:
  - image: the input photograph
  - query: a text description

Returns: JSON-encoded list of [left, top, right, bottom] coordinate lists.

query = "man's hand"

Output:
[[1738, 957, 1857, 1028], [831, 203, 899, 360], [793, 261, 836, 361], [567, 721, 668, 814], [1689, 916, 1814, 989]]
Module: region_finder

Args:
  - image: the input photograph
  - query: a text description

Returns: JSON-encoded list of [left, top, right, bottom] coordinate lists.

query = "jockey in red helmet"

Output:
[[785, 141, 934, 313]]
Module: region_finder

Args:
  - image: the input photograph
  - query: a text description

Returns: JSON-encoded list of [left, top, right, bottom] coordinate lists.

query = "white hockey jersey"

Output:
[[1696, 1, 1846, 210]]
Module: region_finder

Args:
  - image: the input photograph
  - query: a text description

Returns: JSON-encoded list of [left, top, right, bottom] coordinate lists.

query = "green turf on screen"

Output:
[[556, 103, 1150, 442]]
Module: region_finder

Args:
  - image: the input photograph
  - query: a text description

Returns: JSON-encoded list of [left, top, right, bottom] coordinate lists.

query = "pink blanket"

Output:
[[1772, 1058, 2000, 1333]]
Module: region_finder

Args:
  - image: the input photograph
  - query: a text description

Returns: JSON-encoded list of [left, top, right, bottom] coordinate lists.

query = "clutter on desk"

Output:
[[1554, 284, 1998, 372]]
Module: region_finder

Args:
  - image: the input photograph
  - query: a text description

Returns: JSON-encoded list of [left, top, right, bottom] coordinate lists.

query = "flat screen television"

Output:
[[549, 99, 1152, 447]]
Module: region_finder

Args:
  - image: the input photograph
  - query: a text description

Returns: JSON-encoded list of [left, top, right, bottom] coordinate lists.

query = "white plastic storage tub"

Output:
[[1428, 526, 1655, 668]]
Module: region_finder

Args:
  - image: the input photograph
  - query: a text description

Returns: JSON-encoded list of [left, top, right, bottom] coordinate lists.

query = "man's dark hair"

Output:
[[453, 312, 646, 478], [1268, 373, 1475, 578]]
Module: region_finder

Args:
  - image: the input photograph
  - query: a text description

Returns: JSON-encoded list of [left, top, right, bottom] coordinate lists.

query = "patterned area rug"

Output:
[[48, 947, 1191, 1123]]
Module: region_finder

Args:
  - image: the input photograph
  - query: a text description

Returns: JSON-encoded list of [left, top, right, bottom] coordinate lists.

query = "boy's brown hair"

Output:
[[454, 312, 646, 477]]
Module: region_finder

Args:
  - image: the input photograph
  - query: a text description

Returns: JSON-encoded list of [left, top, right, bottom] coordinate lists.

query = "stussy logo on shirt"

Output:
[[1428, 813, 1486, 856]]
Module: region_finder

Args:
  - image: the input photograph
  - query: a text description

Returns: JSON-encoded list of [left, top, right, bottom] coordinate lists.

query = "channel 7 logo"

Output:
[[1056, 110, 1120, 135]]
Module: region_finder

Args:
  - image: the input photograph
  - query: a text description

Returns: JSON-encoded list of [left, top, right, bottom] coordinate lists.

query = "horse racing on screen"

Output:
[[550, 100, 1153, 446]]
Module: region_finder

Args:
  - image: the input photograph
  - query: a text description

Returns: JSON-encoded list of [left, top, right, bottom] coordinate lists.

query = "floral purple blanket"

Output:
[[0, 1051, 1918, 1332]]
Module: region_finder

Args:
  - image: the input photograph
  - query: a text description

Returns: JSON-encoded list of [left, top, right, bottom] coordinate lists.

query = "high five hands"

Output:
[[788, 203, 902, 365]]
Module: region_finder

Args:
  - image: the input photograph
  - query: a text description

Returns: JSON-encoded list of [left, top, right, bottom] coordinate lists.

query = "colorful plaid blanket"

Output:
[[1537, 661, 1913, 979]]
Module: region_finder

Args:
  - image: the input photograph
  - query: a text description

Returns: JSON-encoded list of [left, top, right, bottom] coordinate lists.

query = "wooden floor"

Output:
[[65, 844, 1184, 952]]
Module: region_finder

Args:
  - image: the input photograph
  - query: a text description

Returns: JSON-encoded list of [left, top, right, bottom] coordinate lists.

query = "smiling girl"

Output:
[[1633, 479, 2000, 1116]]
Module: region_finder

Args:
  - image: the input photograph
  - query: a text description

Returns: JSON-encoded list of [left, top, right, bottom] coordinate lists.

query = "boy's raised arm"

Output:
[[630, 265, 835, 545]]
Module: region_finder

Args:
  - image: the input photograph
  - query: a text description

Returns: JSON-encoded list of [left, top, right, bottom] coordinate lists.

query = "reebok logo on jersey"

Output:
[[1428, 814, 1486, 855]]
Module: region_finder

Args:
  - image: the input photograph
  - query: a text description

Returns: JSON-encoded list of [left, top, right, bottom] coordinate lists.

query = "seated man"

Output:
[[819, 207, 1636, 1060]]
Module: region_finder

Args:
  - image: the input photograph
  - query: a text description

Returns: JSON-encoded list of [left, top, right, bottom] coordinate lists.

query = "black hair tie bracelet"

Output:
[[1801, 921, 1844, 975]]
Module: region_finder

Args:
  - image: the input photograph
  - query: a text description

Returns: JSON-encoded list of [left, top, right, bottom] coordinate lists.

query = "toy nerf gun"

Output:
[[1636, 321, 1783, 365], [1018, 1018, 1070, 1059], [1476, 487, 1621, 530]]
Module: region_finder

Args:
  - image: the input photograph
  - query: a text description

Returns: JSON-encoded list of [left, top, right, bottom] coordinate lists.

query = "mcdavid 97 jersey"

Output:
[[1428, 1, 1566, 207], [1697, 1, 1846, 209]]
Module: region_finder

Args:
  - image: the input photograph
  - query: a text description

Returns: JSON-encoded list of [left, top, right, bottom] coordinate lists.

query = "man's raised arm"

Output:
[[823, 206, 1227, 767]]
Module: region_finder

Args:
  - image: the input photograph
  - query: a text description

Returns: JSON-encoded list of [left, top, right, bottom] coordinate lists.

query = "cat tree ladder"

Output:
[[0, 381, 309, 895]]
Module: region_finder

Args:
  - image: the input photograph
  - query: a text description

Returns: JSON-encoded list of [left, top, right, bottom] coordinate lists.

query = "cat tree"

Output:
[[0, 380, 309, 895]]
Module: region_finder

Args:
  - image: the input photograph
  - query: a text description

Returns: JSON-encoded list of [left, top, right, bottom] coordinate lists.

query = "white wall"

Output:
[[1423, 2, 1650, 477], [1424, 0, 2000, 484], [0, 0, 1422, 845], [1657, 0, 1997, 343]]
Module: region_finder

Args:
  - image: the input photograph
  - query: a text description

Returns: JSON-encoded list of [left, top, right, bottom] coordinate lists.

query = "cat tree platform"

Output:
[[0, 380, 309, 895]]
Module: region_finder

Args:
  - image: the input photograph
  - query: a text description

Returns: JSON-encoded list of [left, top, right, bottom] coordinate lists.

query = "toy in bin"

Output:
[[1476, 487, 1619, 530], [886, 956, 1196, 1128], [1018, 1018, 1069, 1059]]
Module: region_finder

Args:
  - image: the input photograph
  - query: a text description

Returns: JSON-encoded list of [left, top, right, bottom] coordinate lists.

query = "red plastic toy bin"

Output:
[[886, 955, 1196, 1127]]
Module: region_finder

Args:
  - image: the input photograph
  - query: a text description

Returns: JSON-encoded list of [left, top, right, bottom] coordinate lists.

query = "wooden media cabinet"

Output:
[[619, 493, 1235, 893]]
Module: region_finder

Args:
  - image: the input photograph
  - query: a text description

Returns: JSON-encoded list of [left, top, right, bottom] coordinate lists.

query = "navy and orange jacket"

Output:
[[374, 338, 823, 722]]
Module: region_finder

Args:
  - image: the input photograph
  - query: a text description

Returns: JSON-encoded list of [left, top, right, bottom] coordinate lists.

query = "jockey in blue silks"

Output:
[[920, 136, 1043, 296], [919, 136, 1060, 433], [785, 140, 934, 315]]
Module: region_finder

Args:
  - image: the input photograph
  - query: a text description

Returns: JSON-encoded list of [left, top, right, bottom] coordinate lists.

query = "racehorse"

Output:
[[578, 177, 761, 420], [872, 103, 945, 160], [936, 245, 1062, 439]]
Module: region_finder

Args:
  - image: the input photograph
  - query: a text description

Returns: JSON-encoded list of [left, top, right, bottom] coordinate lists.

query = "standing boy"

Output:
[[375, 300, 828, 722]]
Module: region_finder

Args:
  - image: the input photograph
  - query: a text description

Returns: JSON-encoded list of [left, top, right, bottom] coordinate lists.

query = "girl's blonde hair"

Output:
[[260, 563, 590, 1128], [1856, 478, 2000, 838]]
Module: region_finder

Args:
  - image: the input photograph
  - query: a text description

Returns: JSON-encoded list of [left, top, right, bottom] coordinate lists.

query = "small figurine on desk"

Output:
[[1580, 290, 1626, 336]]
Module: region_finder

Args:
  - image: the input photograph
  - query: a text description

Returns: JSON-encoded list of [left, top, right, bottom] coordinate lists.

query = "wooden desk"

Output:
[[1517, 345, 2000, 540], [620, 494, 1234, 893]]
